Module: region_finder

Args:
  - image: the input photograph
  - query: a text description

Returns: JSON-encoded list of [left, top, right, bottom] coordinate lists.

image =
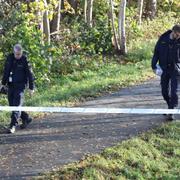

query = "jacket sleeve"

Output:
[[177, 41, 180, 63], [151, 39, 160, 70], [25, 58, 35, 90], [1, 56, 12, 85]]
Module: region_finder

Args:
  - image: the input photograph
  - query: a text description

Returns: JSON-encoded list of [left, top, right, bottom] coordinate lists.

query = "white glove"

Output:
[[154, 65, 163, 76]]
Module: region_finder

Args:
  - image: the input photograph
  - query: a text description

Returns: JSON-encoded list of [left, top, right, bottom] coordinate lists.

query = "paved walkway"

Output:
[[0, 78, 177, 179]]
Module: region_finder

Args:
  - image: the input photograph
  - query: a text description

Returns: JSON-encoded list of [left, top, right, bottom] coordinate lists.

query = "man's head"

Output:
[[172, 25, 180, 40], [13, 44, 23, 59]]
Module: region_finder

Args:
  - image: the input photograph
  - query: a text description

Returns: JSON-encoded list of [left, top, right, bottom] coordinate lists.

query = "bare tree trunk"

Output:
[[118, 0, 127, 55], [137, 0, 143, 25], [109, 0, 120, 51], [50, 0, 62, 33], [35, 0, 44, 32], [150, 0, 157, 19], [43, 0, 51, 45], [87, 0, 94, 27], [84, 0, 87, 23], [144, 0, 157, 19]]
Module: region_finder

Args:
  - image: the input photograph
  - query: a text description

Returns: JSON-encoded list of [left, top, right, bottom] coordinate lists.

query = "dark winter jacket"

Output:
[[151, 30, 180, 71], [1, 53, 35, 90]]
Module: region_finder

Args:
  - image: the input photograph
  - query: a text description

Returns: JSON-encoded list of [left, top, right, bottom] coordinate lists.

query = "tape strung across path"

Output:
[[0, 106, 180, 114]]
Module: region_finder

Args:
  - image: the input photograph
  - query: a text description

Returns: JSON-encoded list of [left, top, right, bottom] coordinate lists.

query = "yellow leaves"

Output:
[[20, 0, 76, 22], [49, 0, 59, 7], [48, 12, 54, 21], [21, 4, 28, 12], [27, 0, 45, 17], [63, 0, 75, 14], [28, 13, 36, 20], [29, 1, 39, 10], [47, 47, 56, 53], [39, 1, 46, 11]]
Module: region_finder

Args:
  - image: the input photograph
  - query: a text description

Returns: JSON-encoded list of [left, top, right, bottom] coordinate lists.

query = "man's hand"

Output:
[[0, 84, 6, 90], [0, 84, 5, 89], [29, 89, 35, 97], [0, 84, 8, 95], [0, 84, 6, 88]]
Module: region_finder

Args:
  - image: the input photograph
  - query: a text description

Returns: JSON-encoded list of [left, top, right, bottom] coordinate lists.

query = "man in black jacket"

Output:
[[1, 44, 35, 133], [152, 25, 180, 120]]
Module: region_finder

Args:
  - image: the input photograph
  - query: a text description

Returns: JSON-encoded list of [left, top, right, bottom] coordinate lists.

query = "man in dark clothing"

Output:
[[152, 25, 180, 120], [1, 44, 35, 133]]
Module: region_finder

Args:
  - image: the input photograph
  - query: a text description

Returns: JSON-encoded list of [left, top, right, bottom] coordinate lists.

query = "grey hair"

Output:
[[13, 44, 23, 53]]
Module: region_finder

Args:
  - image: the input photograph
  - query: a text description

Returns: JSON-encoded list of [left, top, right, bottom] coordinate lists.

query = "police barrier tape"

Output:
[[0, 106, 180, 114]]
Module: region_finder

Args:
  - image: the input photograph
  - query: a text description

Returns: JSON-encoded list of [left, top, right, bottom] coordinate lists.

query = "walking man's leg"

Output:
[[161, 72, 170, 108], [8, 87, 19, 129], [8, 88, 24, 133], [170, 73, 178, 109], [165, 72, 178, 121], [20, 111, 32, 129]]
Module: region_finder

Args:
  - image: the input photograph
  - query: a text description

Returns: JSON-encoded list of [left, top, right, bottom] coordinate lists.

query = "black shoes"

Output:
[[6, 118, 32, 134], [163, 114, 174, 121], [166, 114, 174, 121], [163, 104, 175, 121], [20, 118, 32, 129]]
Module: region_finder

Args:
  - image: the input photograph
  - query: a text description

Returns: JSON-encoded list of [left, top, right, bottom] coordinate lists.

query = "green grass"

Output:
[[0, 40, 155, 125], [27, 59, 153, 106], [36, 122, 180, 180]]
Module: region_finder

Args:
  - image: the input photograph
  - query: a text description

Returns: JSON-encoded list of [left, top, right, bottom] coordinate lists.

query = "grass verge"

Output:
[[37, 122, 180, 180]]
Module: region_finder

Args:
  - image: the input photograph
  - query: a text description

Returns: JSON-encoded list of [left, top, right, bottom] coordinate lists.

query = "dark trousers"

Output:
[[8, 85, 29, 126], [161, 69, 178, 109]]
